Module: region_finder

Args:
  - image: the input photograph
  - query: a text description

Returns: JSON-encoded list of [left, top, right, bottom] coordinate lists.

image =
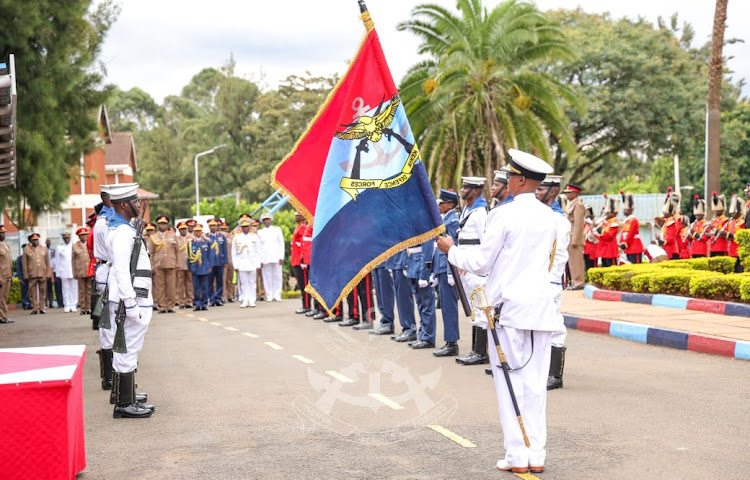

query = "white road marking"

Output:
[[197, 318, 208, 322], [223, 326, 239, 332], [292, 355, 315, 364], [265, 342, 284, 350], [186, 314, 195, 318], [210, 322, 222, 326], [242, 332, 259, 338], [325, 370, 354, 383], [427, 425, 476, 448], [368, 393, 405, 410]]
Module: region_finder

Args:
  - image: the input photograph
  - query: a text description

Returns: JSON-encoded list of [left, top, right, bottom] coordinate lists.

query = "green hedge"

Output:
[[737, 229, 750, 272], [8, 278, 20, 305], [590, 256, 750, 302], [281, 290, 301, 299]]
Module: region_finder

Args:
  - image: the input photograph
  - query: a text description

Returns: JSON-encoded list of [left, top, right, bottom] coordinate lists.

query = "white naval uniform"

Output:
[[107, 221, 153, 373], [258, 225, 285, 301], [457, 200, 488, 327], [55, 242, 78, 311], [448, 192, 559, 469], [232, 232, 261, 307], [94, 213, 115, 348], [550, 208, 571, 347]]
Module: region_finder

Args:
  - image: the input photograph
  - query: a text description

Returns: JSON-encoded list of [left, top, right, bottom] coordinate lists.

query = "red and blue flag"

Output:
[[271, 10, 444, 311]]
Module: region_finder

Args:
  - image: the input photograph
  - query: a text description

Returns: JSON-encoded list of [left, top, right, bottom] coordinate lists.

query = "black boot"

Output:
[[433, 342, 459, 357], [112, 372, 153, 418], [547, 346, 566, 390], [455, 326, 477, 364], [456, 326, 489, 365], [97, 349, 113, 390]]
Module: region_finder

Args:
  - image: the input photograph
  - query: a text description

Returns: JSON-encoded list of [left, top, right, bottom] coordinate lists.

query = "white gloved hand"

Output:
[[301, 263, 307, 269], [428, 274, 438, 288], [418, 279, 429, 289], [125, 303, 141, 321], [402, 268, 407, 277], [447, 274, 455, 287]]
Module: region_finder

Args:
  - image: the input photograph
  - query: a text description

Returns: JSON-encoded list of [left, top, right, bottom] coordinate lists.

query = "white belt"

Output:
[[406, 247, 421, 255], [303, 237, 313, 241]]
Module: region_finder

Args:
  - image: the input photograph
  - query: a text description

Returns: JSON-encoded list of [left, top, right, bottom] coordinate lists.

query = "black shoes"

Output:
[[547, 376, 563, 390], [313, 311, 327, 320], [370, 325, 394, 335], [295, 308, 310, 314], [566, 285, 584, 291], [323, 316, 342, 323], [0, 318, 14, 323], [339, 318, 359, 327], [455, 351, 489, 365], [392, 332, 417, 343], [305, 309, 320, 317], [352, 321, 373, 330], [112, 371, 153, 419], [485, 367, 493, 375], [410, 340, 434, 349], [433, 342, 459, 357]]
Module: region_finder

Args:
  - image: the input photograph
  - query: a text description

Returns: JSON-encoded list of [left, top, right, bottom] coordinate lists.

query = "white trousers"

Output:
[[238, 270, 257, 306], [488, 327, 552, 469], [550, 286, 567, 347], [110, 301, 153, 373], [61, 278, 78, 309], [261, 263, 283, 301], [99, 318, 115, 350]]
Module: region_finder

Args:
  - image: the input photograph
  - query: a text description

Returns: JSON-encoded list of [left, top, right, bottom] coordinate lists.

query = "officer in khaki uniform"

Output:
[[148, 215, 178, 313], [23, 233, 50, 314], [175, 221, 193, 308], [563, 183, 586, 289], [72, 227, 93, 314], [221, 221, 236, 303], [0, 225, 14, 323]]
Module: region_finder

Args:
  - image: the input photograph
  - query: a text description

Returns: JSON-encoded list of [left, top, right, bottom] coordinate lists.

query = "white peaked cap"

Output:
[[101, 183, 139, 202]]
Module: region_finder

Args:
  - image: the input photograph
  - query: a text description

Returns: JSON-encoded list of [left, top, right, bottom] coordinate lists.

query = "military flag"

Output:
[[271, 4, 444, 311]]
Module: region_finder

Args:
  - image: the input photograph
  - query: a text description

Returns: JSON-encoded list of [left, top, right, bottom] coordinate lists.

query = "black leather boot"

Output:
[[433, 342, 459, 357], [112, 372, 154, 418], [455, 326, 477, 364], [547, 346, 566, 390], [97, 349, 113, 390], [456, 326, 489, 365]]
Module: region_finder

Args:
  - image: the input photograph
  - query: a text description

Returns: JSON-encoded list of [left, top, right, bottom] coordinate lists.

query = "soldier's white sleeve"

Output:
[[448, 210, 504, 276], [275, 226, 285, 260], [549, 214, 571, 281], [109, 226, 136, 301]]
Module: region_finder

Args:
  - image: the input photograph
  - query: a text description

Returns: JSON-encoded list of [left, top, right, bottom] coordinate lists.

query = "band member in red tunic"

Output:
[[726, 195, 745, 272], [595, 196, 620, 267], [660, 190, 682, 260], [706, 192, 729, 257], [618, 192, 644, 264], [583, 205, 598, 270], [688, 196, 709, 258], [678, 215, 691, 259]]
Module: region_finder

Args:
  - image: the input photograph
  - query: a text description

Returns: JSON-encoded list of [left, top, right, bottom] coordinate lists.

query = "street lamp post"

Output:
[[194, 144, 226, 216]]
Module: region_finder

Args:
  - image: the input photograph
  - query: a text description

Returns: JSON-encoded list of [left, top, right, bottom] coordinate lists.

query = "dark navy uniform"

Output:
[[370, 262, 395, 335], [433, 192, 460, 355], [389, 250, 416, 341], [189, 228, 211, 310], [406, 240, 436, 348], [206, 219, 228, 306]]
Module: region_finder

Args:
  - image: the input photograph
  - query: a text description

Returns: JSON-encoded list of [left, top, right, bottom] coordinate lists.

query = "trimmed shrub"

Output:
[[740, 277, 750, 302], [707, 256, 736, 274], [737, 229, 750, 272], [282, 290, 301, 299], [631, 274, 652, 293], [8, 278, 20, 305], [689, 274, 747, 302], [647, 270, 698, 296]]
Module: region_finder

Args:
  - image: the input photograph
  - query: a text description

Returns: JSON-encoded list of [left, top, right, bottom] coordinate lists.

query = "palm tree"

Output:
[[705, 0, 728, 196], [398, 0, 583, 189]]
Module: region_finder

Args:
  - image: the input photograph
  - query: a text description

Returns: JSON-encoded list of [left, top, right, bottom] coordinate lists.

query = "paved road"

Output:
[[2, 301, 749, 479]]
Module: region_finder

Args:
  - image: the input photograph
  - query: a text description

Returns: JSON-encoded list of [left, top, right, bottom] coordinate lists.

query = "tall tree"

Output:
[[705, 0, 728, 196], [0, 0, 119, 227], [398, 0, 582, 189]]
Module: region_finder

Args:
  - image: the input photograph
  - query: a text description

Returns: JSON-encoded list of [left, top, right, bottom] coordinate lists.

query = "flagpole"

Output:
[[358, 0, 367, 13]]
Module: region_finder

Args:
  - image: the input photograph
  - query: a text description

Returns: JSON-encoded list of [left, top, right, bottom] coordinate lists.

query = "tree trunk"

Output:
[[705, 0, 728, 196]]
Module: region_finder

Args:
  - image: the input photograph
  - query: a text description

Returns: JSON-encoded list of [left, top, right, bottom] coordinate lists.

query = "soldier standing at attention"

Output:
[[432, 189, 460, 358], [232, 218, 262, 308], [258, 213, 285, 302], [707, 193, 729, 257], [188, 224, 211, 311], [221, 221, 236, 303], [291, 212, 310, 314], [454, 176, 489, 367], [563, 183, 585, 289], [206, 218, 228, 306], [104, 183, 155, 418], [661, 192, 683, 260], [175, 222, 193, 309], [689, 196, 709, 258], [149, 216, 178, 314], [436, 149, 559, 475], [73, 228, 93, 314], [23, 233, 50, 314], [726, 195, 745, 272], [56, 232, 77, 313], [0, 225, 13, 323]]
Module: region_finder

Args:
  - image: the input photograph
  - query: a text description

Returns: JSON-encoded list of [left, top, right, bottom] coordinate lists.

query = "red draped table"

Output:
[[0, 345, 87, 479]]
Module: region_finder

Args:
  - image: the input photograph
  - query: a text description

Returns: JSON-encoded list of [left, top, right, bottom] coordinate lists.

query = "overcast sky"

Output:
[[99, 0, 749, 103]]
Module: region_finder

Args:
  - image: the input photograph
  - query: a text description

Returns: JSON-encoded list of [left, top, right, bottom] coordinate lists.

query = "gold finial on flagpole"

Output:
[[358, 0, 374, 32]]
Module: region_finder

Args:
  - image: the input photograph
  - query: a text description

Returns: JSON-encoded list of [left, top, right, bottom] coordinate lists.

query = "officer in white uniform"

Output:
[[232, 218, 262, 307], [437, 150, 559, 475], [455, 176, 489, 366], [93, 193, 115, 392], [258, 213, 285, 302], [106, 183, 155, 419], [536, 175, 571, 390], [55, 232, 77, 312]]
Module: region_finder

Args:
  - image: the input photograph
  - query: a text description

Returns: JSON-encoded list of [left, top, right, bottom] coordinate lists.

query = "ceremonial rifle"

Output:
[[113, 201, 149, 354], [443, 232, 472, 317]]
